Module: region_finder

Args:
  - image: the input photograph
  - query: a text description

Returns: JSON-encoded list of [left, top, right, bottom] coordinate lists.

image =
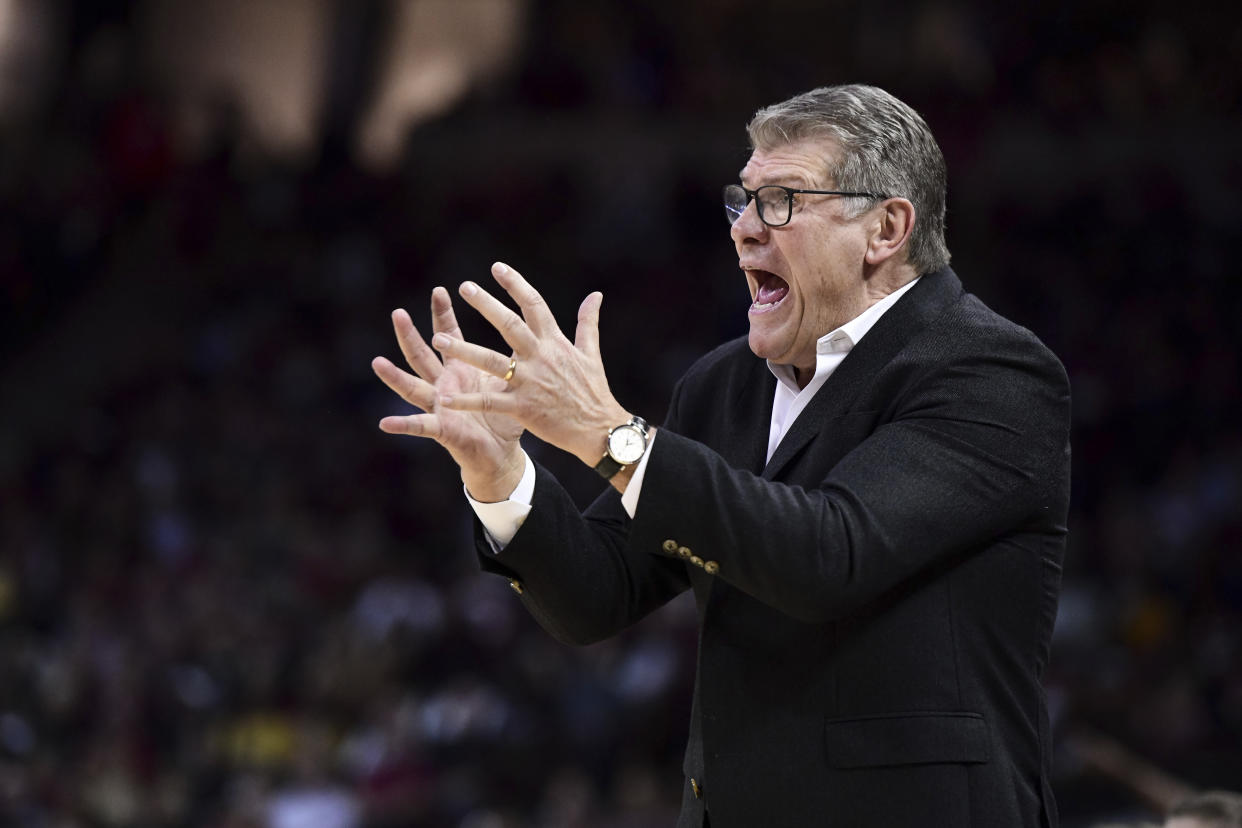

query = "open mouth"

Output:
[[749, 270, 790, 314]]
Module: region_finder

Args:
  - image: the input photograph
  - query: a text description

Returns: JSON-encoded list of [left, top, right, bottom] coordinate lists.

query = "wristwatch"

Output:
[[593, 416, 649, 480]]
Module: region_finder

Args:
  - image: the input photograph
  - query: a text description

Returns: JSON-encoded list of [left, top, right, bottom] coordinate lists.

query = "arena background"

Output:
[[1, 1, 1239, 825]]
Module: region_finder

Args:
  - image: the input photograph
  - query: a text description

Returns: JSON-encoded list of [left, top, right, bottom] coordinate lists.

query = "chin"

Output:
[[746, 329, 782, 363]]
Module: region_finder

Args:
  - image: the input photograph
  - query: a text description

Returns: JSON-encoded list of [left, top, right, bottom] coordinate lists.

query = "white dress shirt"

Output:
[[467, 278, 920, 548]]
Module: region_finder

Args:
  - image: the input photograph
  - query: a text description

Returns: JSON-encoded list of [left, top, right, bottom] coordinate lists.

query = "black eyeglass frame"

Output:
[[723, 184, 888, 227]]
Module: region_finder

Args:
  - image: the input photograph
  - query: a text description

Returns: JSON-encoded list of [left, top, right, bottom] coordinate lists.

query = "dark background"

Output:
[[1, 1, 1239, 825]]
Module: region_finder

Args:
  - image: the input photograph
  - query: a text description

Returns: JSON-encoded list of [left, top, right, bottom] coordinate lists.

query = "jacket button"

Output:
[[508, 580, 524, 595], [704, 560, 719, 575], [690, 777, 702, 799], [677, 546, 692, 559], [690, 556, 704, 568], [662, 539, 678, 553]]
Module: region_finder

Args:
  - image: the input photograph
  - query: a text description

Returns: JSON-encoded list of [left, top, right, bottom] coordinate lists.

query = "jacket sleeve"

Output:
[[474, 460, 691, 645], [627, 332, 1071, 623], [470, 351, 726, 645]]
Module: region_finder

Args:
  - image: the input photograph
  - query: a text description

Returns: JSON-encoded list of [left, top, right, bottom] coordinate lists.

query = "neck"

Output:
[[864, 262, 919, 304]]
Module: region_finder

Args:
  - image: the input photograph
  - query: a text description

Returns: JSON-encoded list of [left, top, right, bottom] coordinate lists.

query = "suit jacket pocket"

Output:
[[824, 711, 990, 768]]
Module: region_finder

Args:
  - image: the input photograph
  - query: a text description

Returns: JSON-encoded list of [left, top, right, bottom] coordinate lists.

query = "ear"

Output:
[[864, 198, 915, 266]]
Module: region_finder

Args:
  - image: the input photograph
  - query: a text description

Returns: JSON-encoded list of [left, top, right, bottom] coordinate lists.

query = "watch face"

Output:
[[608, 425, 646, 464]]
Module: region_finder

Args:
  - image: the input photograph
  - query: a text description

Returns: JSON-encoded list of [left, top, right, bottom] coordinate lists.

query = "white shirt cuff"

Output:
[[620, 431, 656, 518], [466, 432, 655, 551], [465, 450, 535, 550]]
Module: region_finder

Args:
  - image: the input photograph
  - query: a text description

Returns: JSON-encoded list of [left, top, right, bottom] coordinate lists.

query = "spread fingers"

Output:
[[392, 309, 443, 383], [372, 356, 437, 410], [430, 333, 515, 381]]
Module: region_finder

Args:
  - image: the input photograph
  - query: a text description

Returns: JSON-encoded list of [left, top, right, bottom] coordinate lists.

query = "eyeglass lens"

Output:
[[723, 185, 791, 226]]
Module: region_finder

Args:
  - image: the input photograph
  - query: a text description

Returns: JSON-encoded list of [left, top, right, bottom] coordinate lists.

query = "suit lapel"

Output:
[[727, 354, 777, 474], [761, 267, 964, 480]]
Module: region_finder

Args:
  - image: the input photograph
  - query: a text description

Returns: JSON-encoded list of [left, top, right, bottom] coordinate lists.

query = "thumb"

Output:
[[575, 291, 603, 356]]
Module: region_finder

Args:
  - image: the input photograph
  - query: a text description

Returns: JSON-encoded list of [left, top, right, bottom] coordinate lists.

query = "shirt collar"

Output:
[[767, 277, 921, 389]]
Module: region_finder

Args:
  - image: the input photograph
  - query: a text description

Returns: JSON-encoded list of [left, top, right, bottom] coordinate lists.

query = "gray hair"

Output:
[[747, 84, 951, 275]]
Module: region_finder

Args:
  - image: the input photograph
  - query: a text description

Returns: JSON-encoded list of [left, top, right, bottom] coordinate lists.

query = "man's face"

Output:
[[731, 138, 876, 377]]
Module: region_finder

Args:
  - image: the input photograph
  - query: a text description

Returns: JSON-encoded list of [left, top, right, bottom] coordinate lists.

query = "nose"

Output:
[[730, 198, 768, 248]]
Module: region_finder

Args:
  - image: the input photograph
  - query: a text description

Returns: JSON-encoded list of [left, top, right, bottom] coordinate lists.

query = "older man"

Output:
[[373, 84, 1070, 827]]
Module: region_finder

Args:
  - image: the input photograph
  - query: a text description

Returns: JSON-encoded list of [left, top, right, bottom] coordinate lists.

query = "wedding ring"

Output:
[[502, 358, 517, 383]]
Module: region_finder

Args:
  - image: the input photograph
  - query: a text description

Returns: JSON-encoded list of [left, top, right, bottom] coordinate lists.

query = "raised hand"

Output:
[[372, 285, 526, 502], [431, 262, 634, 469]]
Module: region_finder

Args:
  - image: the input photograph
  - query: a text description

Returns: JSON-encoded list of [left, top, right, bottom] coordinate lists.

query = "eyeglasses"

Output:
[[723, 184, 887, 227]]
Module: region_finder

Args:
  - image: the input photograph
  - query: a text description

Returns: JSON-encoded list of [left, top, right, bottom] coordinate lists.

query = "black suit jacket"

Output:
[[478, 268, 1071, 827]]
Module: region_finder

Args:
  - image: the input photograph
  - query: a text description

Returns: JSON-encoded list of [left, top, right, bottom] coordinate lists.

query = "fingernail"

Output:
[[432, 334, 449, 349], [461, 282, 477, 297], [438, 394, 453, 405], [492, 262, 508, 275]]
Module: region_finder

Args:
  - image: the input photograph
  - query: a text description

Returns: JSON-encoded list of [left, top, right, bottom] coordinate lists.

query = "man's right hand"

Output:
[[372, 286, 526, 502]]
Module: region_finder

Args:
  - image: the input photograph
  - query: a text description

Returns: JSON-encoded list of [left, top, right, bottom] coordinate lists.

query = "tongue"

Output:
[[757, 275, 789, 305]]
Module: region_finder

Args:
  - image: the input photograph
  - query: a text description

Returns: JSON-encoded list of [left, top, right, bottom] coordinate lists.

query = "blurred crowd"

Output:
[[1, 1, 1240, 826]]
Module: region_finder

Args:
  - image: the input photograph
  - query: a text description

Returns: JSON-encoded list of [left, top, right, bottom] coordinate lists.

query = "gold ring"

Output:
[[502, 358, 517, 383]]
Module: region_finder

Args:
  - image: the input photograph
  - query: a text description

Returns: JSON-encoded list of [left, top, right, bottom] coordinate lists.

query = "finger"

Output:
[[491, 262, 558, 337], [430, 332, 514, 380], [574, 291, 603, 358], [458, 280, 539, 355], [430, 286, 464, 340], [391, 309, 442, 383], [372, 356, 437, 410], [438, 391, 520, 416], [378, 413, 442, 440]]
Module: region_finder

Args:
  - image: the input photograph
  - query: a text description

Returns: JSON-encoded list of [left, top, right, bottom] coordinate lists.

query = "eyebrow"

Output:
[[738, 172, 815, 189]]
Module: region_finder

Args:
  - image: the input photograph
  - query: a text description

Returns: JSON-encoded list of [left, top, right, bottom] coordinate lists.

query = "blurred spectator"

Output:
[[1165, 791, 1242, 828]]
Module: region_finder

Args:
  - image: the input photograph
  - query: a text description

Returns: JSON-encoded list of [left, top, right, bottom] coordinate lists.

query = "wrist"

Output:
[[572, 405, 634, 467], [588, 413, 652, 480], [461, 447, 526, 503], [606, 450, 643, 494]]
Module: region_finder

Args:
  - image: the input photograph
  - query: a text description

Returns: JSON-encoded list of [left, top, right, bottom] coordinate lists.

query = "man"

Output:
[[373, 84, 1070, 827]]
